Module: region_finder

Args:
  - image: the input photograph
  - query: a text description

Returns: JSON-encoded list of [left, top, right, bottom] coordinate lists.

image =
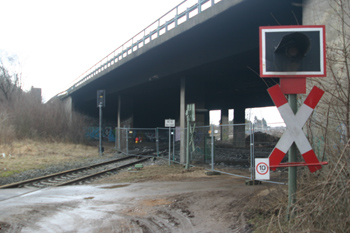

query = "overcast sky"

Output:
[[0, 0, 283, 124], [0, 0, 184, 101]]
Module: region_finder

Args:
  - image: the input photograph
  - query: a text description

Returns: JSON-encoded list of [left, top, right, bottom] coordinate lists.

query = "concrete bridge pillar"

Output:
[[221, 108, 229, 141], [233, 106, 246, 147], [194, 101, 208, 126], [120, 96, 134, 128], [115, 95, 134, 152], [63, 96, 73, 125]]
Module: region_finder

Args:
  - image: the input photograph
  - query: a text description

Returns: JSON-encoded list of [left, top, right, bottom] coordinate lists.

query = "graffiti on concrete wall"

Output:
[[85, 127, 115, 142]]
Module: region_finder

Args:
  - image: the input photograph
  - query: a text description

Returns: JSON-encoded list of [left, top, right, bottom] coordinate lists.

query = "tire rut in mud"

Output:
[[129, 208, 194, 233]]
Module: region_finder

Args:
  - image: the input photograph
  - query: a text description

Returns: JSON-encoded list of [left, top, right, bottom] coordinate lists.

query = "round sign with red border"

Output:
[[256, 162, 269, 175]]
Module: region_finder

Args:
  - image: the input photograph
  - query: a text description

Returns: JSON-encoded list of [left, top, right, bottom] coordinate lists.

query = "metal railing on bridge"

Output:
[[59, 0, 222, 97]]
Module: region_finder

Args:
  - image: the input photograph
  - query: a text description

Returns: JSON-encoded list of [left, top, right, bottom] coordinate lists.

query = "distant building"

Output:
[[30, 86, 42, 104]]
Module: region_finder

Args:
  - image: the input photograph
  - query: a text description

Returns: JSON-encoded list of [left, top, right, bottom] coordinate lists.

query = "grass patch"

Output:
[[0, 140, 111, 178], [95, 163, 231, 184], [0, 170, 22, 177]]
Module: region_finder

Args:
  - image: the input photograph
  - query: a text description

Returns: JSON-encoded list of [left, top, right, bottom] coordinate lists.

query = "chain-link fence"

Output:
[[116, 124, 254, 178], [116, 128, 158, 155], [156, 128, 180, 163], [253, 122, 287, 183], [115, 127, 184, 160], [115, 123, 288, 183], [196, 124, 254, 179]]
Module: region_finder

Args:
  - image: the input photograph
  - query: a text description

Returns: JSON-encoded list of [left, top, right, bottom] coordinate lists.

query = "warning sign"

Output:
[[165, 119, 175, 127], [267, 85, 324, 173], [255, 158, 270, 180]]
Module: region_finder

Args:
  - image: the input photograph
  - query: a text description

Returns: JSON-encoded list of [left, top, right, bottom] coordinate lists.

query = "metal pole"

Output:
[[99, 104, 102, 156], [288, 94, 298, 219], [250, 123, 254, 181], [126, 128, 129, 155], [211, 124, 214, 171], [185, 114, 190, 169], [173, 128, 175, 162], [118, 128, 121, 151], [117, 95, 121, 150], [156, 128, 159, 157], [168, 127, 171, 165]]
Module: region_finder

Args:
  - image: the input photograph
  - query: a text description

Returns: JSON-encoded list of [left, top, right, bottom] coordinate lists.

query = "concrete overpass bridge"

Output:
[[60, 0, 303, 161], [61, 0, 302, 124]]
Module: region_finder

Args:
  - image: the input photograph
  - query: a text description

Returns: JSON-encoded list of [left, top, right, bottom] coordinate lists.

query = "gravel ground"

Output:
[[0, 152, 170, 186], [0, 153, 119, 186]]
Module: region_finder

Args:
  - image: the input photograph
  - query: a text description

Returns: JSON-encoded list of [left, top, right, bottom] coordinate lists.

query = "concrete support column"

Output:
[[221, 108, 229, 141], [204, 110, 210, 126], [180, 78, 186, 164], [194, 101, 207, 126], [120, 96, 134, 128], [63, 96, 73, 125], [233, 106, 245, 147]]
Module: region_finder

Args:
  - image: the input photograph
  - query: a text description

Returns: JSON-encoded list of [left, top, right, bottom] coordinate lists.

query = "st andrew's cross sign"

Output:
[[267, 84, 327, 173]]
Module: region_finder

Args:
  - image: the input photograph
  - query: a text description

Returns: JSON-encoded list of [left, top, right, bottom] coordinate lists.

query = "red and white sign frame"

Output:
[[255, 158, 270, 180], [260, 25, 326, 78], [268, 84, 324, 173]]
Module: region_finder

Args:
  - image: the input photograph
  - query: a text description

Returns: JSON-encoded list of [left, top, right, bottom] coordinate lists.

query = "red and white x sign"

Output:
[[268, 85, 324, 173]]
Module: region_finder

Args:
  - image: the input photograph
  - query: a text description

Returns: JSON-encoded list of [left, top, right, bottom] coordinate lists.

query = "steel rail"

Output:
[[56, 157, 150, 186], [0, 156, 134, 189]]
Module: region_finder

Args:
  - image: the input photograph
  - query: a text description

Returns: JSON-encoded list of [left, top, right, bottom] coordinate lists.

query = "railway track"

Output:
[[0, 155, 151, 189]]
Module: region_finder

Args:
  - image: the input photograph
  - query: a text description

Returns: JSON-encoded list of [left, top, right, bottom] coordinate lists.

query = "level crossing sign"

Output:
[[268, 84, 324, 173]]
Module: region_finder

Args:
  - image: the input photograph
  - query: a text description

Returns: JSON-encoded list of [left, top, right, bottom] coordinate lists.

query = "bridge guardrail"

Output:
[[58, 0, 222, 97]]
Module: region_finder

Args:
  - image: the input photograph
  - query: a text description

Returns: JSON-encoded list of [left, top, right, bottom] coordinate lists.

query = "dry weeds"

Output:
[[93, 164, 219, 184], [0, 140, 106, 177], [244, 140, 350, 232]]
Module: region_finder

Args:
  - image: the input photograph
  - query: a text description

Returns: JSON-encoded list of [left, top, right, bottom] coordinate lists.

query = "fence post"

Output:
[[168, 127, 171, 165], [250, 123, 255, 181], [115, 127, 117, 149], [118, 127, 121, 151], [186, 115, 190, 169], [173, 128, 175, 162], [99, 104, 103, 156], [156, 128, 159, 157], [211, 124, 214, 171], [126, 128, 129, 155], [116, 127, 121, 151]]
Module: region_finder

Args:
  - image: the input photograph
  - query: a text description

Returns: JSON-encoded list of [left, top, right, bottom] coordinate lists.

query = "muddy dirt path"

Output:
[[0, 173, 270, 233]]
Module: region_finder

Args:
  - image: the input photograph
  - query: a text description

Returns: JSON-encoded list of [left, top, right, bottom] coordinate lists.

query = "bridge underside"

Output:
[[69, 0, 302, 127]]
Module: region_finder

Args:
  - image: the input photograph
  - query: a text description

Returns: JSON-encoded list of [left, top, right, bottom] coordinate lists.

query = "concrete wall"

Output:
[[303, 0, 350, 152], [63, 96, 73, 124]]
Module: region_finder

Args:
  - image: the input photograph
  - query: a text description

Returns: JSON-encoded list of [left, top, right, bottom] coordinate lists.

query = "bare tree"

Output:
[[287, 0, 350, 231], [0, 59, 21, 103]]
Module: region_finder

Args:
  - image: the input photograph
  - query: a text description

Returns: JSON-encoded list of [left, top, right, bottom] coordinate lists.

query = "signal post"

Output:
[[97, 90, 105, 156], [259, 25, 327, 218]]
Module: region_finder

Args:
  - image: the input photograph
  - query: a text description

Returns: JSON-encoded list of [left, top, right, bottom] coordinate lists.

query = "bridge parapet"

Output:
[[58, 0, 222, 98]]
